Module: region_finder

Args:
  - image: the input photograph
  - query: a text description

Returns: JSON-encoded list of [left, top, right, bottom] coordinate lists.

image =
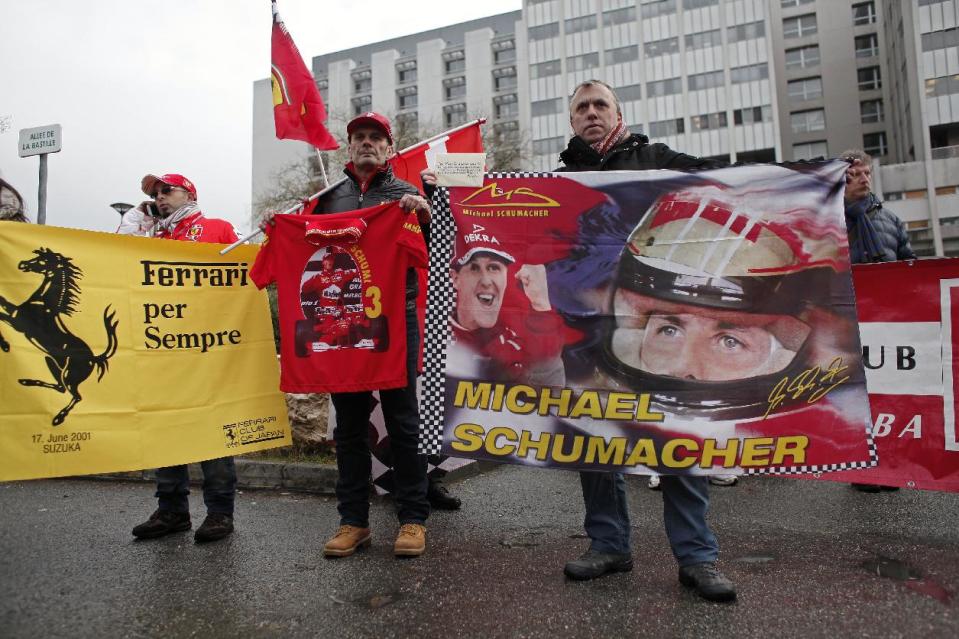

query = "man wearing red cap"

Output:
[[118, 173, 237, 243], [119, 172, 240, 543], [312, 112, 434, 559]]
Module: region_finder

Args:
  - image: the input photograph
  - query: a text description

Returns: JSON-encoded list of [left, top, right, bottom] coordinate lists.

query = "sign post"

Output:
[[18, 124, 62, 225]]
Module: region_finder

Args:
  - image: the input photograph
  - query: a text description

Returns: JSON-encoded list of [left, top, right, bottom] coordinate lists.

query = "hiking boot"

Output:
[[394, 523, 426, 557], [709, 475, 739, 487], [564, 549, 633, 581], [679, 562, 737, 603], [194, 513, 234, 543], [323, 525, 371, 557], [131, 509, 191, 539], [647, 474, 661, 490], [427, 481, 462, 510]]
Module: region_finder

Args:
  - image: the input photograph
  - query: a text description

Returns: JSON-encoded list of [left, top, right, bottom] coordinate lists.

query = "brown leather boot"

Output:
[[323, 525, 371, 557], [393, 523, 426, 557]]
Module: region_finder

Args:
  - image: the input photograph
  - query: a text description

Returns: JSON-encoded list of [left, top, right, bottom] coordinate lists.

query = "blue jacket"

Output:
[[845, 194, 916, 264]]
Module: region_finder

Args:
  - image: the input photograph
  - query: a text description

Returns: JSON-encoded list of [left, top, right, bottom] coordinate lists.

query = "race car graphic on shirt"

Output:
[[294, 245, 389, 356]]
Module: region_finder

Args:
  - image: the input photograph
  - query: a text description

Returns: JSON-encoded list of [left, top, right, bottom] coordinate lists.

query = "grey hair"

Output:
[[569, 79, 622, 116], [839, 148, 872, 165]]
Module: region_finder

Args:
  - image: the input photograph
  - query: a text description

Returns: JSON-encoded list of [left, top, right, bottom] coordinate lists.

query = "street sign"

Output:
[[18, 124, 62, 157]]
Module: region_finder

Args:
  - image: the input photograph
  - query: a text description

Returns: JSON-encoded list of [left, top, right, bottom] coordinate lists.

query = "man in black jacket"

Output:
[[316, 112, 434, 558], [557, 80, 736, 603]]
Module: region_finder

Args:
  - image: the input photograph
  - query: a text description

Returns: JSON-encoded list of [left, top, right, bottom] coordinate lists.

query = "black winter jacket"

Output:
[[845, 193, 916, 264], [313, 164, 428, 297], [557, 133, 727, 172]]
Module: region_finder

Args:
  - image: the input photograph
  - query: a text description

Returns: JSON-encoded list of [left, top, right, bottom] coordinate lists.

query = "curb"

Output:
[[89, 458, 492, 495]]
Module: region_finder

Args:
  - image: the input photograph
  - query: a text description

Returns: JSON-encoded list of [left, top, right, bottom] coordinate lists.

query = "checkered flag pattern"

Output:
[[744, 422, 879, 477], [419, 184, 454, 454]]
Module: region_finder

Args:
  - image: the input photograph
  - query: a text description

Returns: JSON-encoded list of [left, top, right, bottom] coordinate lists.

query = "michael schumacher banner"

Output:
[[419, 162, 876, 477], [0, 222, 290, 482], [827, 258, 959, 491]]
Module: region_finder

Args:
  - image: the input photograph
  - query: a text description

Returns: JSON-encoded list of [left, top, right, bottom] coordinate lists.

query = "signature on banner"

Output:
[[765, 357, 851, 419]]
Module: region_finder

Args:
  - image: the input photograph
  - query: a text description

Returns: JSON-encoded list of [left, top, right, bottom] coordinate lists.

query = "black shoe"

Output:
[[132, 509, 191, 539], [678, 563, 737, 603], [564, 549, 633, 581], [194, 513, 234, 543], [851, 483, 882, 493], [427, 482, 462, 510]]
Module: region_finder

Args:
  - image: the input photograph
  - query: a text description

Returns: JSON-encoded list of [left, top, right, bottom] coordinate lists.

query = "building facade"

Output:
[[251, 0, 959, 255]]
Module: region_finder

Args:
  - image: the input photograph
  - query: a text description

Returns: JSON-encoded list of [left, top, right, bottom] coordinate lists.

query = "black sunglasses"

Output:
[[157, 185, 188, 195]]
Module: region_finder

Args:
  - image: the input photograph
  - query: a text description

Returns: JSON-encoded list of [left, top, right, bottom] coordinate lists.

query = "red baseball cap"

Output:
[[453, 223, 515, 268], [141, 173, 198, 198], [347, 112, 393, 144]]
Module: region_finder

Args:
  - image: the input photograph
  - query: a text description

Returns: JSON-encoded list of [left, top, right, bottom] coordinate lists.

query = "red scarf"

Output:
[[590, 120, 628, 157]]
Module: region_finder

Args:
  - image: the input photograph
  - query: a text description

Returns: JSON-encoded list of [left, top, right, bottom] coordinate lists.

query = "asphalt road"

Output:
[[1, 465, 957, 638]]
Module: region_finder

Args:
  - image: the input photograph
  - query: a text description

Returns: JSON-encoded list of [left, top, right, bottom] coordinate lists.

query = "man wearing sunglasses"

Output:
[[118, 172, 239, 543], [117, 173, 237, 243]]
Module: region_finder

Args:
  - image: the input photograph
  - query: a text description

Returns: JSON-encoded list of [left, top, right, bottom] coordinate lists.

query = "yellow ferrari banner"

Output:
[[0, 222, 290, 481]]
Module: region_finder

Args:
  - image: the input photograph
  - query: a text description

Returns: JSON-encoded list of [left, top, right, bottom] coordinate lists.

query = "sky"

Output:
[[0, 0, 521, 235]]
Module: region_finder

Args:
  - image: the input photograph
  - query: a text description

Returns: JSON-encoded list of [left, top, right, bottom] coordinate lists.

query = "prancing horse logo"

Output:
[[0, 248, 119, 425]]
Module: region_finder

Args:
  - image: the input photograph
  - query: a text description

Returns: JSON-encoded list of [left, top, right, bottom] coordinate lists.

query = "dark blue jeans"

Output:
[[331, 299, 429, 527], [155, 456, 236, 515], [579, 471, 718, 567]]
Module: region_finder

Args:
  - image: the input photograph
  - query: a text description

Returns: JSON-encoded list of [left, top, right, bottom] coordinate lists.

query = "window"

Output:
[[533, 136, 565, 155], [685, 29, 722, 50], [793, 140, 827, 159], [852, 1, 876, 26], [530, 59, 561, 79], [645, 37, 679, 57], [733, 105, 772, 125], [604, 6, 636, 25], [444, 103, 467, 127], [858, 66, 881, 90], [618, 84, 643, 102], [568, 52, 600, 72], [445, 58, 465, 74], [688, 70, 724, 91], [444, 77, 466, 100], [791, 109, 826, 133], [607, 45, 639, 65], [529, 22, 559, 41], [863, 131, 888, 156], [690, 111, 727, 131], [351, 95, 371, 116], [728, 20, 765, 43], [397, 67, 417, 84], [532, 97, 563, 117], [922, 28, 959, 52], [397, 88, 418, 110], [647, 77, 683, 97], [855, 33, 879, 58], [783, 14, 817, 39], [787, 76, 822, 101], [781, 0, 814, 7], [495, 100, 518, 119], [925, 74, 959, 97], [494, 48, 516, 64], [628, 124, 645, 135], [353, 78, 371, 93], [649, 118, 685, 137], [684, 0, 718, 8], [395, 112, 418, 134], [860, 99, 884, 123], [641, 0, 676, 19], [565, 15, 597, 34], [494, 74, 517, 91], [785, 45, 820, 69], [730, 63, 768, 84]]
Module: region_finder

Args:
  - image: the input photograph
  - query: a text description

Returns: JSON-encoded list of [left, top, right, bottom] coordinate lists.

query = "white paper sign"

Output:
[[435, 153, 487, 187]]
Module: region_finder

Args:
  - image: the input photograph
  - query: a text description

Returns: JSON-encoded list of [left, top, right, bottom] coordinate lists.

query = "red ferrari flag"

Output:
[[389, 120, 485, 194], [271, 1, 338, 150]]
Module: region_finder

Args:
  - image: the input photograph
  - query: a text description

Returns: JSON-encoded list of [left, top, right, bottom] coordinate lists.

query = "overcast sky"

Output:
[[0, 0, 521, 235]]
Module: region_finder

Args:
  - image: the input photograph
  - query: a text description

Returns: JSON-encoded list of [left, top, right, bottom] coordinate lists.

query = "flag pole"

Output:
[[314, 147, 330, 188], [222, 117, 487, 255]]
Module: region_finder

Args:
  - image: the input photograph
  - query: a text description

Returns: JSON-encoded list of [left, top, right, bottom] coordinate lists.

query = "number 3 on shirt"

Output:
[[365, 286, 382, 318]]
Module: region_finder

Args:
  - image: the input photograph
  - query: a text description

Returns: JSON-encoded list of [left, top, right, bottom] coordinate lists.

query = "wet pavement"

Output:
[[1, 465, 958, 638]]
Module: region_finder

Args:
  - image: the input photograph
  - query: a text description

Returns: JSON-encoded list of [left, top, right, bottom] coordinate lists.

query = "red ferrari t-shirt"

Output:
[[250, 202, 427, 393]]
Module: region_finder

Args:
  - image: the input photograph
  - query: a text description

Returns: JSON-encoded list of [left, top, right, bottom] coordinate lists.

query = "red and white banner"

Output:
[[826, 258, 959, 492], [389, 121, 484, 195]]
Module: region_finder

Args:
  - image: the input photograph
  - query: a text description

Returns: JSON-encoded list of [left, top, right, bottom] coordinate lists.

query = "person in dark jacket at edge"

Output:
[[313, 112, 436, 559], [556, 79, 736, 603], [842, 148, 916, 493]]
